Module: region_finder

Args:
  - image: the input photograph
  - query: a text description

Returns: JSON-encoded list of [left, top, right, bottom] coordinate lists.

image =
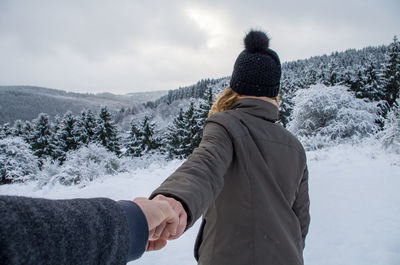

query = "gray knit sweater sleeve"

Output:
[[0, 195, 148, 265]]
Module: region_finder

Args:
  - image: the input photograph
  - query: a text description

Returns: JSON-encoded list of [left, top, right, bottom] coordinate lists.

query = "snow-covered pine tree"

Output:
[[380, 95, 400, 153], [137, 115, 160, 155], [326, 57, 341, 86], [192, 87, 214, 147], [95, 107, 121, 155], [183, 101, 199, 157], [125, 119, 143, 157], [22, 121, 34, 143], [0, 123, 12, 139], [304, 66, 319, 87], [199, 86, 214, 119], [49, 115, 62, 159], [349, 66, 365, 97], [77, 110, 97, 145], [0, 137, 38, 184], [53, 111, 81, 163], [12, 120, 24, 137], [164, 108, 187, 159], [30, 113, 54, 164], [52, 115, 62, 135], [358, 56, 384, 102], [381, 36, 400, 108], [279, 76, 298, 126], [166, 100, 206, 158]]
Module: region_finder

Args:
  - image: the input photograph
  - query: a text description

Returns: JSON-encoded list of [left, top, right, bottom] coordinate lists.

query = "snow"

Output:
[[1, 142, 399, 265]]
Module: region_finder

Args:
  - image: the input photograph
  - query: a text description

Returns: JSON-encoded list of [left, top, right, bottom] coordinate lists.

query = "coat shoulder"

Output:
[[206, 111, 248, 137]]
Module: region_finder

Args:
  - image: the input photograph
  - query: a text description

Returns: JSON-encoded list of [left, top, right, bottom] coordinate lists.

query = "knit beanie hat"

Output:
[[230, 30, 281, 97]]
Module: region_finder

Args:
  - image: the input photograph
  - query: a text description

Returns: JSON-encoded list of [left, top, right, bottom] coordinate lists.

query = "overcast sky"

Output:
[[0, 0, 398, 94]]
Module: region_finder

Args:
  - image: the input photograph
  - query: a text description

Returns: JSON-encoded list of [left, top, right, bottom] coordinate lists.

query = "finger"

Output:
[[160, 229, 170, 240], [153, 221, 166, 240], [156, 196, 186, 238], [153, 194, 166, 201], [159, 200, 179, 236], [169, 210, 187, 240], [146, 239, 167, 252], [149, 228, 156, 240], [166, 199, 187, 239]]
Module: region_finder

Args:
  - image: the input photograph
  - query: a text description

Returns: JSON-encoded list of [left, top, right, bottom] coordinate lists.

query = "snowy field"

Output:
[[1, 142, 399, 265]]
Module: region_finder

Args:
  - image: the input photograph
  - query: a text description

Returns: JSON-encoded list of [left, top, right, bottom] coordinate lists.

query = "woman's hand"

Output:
[[133, 197, 180, 251], [151, 195, 187, 240]]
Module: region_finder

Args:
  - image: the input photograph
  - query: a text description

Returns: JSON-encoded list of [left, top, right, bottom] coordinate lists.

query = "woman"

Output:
[[150, 30, 310, 265]]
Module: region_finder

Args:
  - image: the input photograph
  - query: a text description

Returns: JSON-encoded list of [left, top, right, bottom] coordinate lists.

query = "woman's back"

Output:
[[196, 98, 309, 265]]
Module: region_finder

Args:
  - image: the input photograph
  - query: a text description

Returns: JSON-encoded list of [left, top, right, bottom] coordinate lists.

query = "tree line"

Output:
[[279, 36, 399, 126], [1, 36, 399, 184], [0, 87, 214, 173]]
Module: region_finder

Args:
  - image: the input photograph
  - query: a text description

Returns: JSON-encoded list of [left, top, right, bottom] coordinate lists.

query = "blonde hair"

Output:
[[208, 87, 241, 117], [208, 87, 281, 117]]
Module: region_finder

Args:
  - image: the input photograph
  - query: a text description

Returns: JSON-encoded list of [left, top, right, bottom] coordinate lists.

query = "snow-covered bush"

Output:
[[0, 137, 38, 184], [287, 84, 380, 149], [39, 143, 124, 186], [379, 98, 400, 153]]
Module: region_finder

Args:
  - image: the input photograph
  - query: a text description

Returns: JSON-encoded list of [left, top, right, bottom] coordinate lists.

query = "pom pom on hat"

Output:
[[244, 30, 270, 53]]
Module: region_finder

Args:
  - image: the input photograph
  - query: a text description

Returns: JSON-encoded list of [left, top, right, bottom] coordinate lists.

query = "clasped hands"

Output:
[[134, 195, 187, 251]]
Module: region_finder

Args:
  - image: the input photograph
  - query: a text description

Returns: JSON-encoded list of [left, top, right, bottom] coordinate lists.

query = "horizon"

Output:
[[0, 40, 393, 95], [1, 0, 398, 94]]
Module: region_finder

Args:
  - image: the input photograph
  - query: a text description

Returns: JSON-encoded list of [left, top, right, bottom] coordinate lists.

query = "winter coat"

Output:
[[0, 195, 149, 264], [151, 97, 310, 265]]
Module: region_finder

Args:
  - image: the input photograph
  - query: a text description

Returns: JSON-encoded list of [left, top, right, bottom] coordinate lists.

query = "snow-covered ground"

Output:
[[1, 142, 399, 265]]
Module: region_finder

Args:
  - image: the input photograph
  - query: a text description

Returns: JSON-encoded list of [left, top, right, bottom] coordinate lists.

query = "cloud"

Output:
[[0, 0, 398, 94]]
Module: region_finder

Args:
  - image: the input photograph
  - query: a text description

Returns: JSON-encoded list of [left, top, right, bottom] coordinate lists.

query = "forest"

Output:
[[1, 36, 399, 186]]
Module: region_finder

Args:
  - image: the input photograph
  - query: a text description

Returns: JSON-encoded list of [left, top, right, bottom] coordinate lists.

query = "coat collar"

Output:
[[229, 98, 279, 122]]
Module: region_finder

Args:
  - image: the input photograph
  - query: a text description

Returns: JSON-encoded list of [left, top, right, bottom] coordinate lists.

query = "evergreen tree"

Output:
[[52, 115, 62, 134], [49, 115, 62, 160], [165, 101, 204, 159], [164, 108, 187, 159], [326, 58, 341, 86], [359, 57, 384, 101], [184, 101, 200, 155], [380, 95, 400, 153], [53, 111, 81, 162], [95, 107, 121, 155], [22, 121, 34, 143], [349, 66, 365, 97], [0, 123, 12, 139], [12, 120, 24, 137], [192, 87, 214, 147], [77, 110, 97, 145], [30, 113, 54, 163], [125, 119, 142, 157], [0, 137, 38, 184], [137, 115, 160, 155], [381, 36, 400, 108], [199, 87, 214, 120]]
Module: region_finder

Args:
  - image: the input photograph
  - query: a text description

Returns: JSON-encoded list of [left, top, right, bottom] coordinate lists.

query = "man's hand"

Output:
[[152, 195, 187, 240], [133, 197, 179, 251]]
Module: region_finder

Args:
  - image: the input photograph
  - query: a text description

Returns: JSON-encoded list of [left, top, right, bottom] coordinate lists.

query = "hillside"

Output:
[[0, 86, 168, 124], [0, 41, 394, 133]]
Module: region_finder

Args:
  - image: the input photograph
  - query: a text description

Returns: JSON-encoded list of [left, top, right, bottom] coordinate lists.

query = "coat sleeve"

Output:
[[292, 166, 311, 247], [150, 121, 234, 228], [0, 195, 149, 265]]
